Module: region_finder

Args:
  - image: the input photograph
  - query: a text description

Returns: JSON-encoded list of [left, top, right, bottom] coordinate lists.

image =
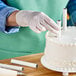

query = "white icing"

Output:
[[48, 26, 76, 44]]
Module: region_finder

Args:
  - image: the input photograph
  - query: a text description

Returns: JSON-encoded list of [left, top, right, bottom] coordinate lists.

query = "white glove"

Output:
[[16, 10, 59, 34]]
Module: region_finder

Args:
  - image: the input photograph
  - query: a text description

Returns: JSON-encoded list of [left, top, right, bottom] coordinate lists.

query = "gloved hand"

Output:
[[16, 10, 59, 34]]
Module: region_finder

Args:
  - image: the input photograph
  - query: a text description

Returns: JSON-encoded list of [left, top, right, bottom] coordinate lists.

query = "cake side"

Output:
[[44, 26, 76, 68]]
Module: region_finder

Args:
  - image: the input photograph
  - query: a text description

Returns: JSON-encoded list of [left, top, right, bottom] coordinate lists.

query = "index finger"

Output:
[[42, 13, 59, 31]]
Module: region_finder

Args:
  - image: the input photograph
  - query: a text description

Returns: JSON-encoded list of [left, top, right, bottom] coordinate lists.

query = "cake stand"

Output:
[[41, 56, 76, 76]]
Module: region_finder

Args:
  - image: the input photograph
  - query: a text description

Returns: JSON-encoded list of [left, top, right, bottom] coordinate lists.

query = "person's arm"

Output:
[[5, 0, 70, 34], [7, 10, 59, 34], [0, 0, 19, 33], [6, 10, 19, 26]]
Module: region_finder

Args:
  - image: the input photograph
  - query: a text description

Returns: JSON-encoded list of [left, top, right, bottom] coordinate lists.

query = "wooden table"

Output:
[[0, 53, 76, 76]]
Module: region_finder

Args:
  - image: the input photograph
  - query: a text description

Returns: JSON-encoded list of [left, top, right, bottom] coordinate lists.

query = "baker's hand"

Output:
[[16, 10, 59, 34]]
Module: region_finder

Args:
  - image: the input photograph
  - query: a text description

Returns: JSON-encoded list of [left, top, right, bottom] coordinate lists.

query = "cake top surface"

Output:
[[48, 26, 76, 45]]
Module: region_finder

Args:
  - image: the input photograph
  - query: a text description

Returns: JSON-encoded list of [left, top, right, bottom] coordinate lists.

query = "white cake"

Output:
[[41, 26, 76, 73]]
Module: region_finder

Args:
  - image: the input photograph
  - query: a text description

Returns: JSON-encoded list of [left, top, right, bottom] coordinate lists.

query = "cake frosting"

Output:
[[44, 26, 76, 69], [48, 26, 76, 45]]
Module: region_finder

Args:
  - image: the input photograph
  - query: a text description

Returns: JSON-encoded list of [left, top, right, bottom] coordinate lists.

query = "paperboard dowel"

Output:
[[0, 67, 17, 76], [17, 72, 25, 76], [11, 59, 38, 68], [0, 63, 24, 71], [63, 8, 67, 31], [57, 20, 61, 38]]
